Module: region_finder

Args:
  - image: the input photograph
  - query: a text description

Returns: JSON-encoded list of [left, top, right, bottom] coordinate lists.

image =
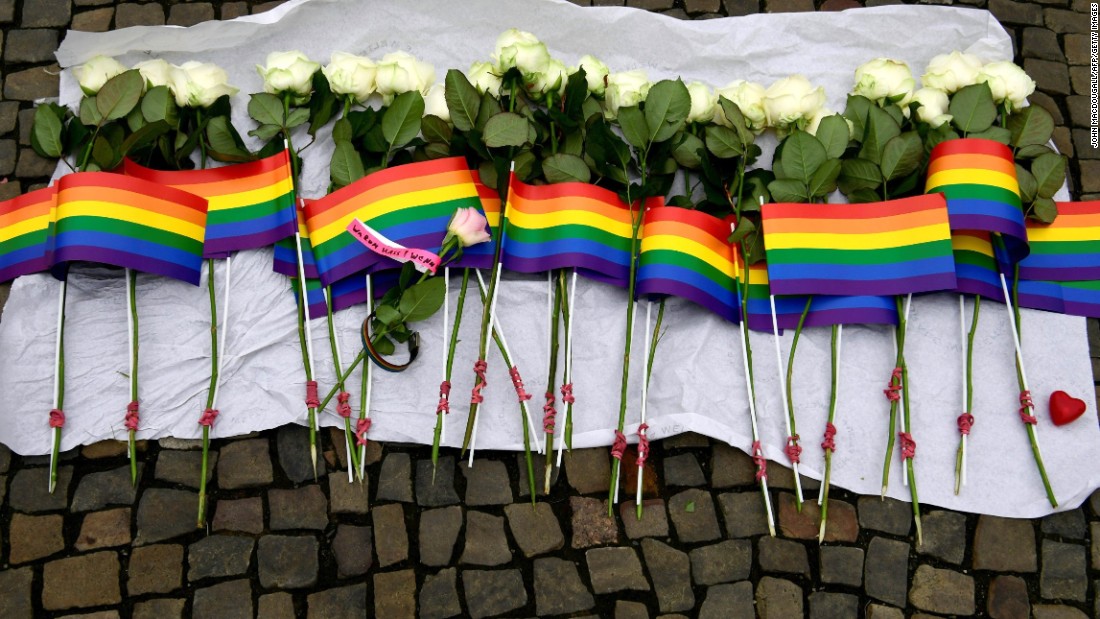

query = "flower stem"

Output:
[[955, 295, 980, 495], [561, 269, 576, 453], [784, 296, 812, 512], [880, 298, 905, 497], [49, 280, 67, 494], [637, 298, 666, 521], [325, 284, 360, 478], [819, 324, 840, 543], [543, 271, 563, 494], [897, 296, 922, 544], [198, 259, 218, 527], [433, 269, 470, 476], [461, 233, 509, 454], [127, 269, 139, 487]]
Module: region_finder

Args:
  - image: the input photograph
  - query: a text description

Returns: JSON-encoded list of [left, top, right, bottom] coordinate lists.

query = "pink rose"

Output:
[[447, 207, 491, 247]]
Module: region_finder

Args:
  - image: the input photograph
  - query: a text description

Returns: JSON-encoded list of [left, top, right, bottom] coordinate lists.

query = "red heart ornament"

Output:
[[1049, 391, 1087, 426]]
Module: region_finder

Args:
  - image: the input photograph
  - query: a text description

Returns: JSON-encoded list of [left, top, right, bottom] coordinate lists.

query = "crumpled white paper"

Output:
[[0, 0, 1095, 517]]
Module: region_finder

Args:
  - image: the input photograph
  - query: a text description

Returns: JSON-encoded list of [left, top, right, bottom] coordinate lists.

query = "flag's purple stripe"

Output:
[[204, 216, 297, 258], [503, 252, 629, 280], [52, 246, 199, 285], [769, 272, 957, 296], [801, 306, 899, 328], [637, 279, 739, 323], [0, 251, 50, 282]]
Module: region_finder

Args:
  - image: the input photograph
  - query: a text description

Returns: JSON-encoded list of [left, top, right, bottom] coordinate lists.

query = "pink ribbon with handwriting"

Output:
[[346, 218, 442, 274]]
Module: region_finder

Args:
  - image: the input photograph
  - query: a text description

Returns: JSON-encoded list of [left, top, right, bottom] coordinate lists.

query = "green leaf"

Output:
[[717, 96, 753, 146], [685, 501, 696, 513], [767, 178, 810, 203], [421, 115, 452, 144], [512, 148, 537, 181], [949, 82, 997, 134], [140, 85, 178, 127], [858, 105, 901, 165], [330, 141, 365, 188], [307, 71, 337, 137], [843, 94, 873, 141], [91, 134, 116, 170], [248, 93, 285, 128], [968, 126, 1011, 145], [671, 131, 705, 169], [375, 304, 403, 327], [704, 125, 744, 159], [644, 79, 691, 144], [119, 119, 169, 159], [814, 115, 850, 159], [1030, 152, 1066, 199], [1031, 196, 1058, 223], [482, 112, 530, 148], [808, 158, 842, 198], [1016, 144, 1054, 160], [126, 105, 146, 133], [248, 123, 283, 142], [31, 105, 64, 158], [285, 107, 310, 129], [79, 96, 103, 127], [880, 132, 923, 181], [475, 91, 502, 132], [398, 276, 447, 323], [542, 153, 592, 184], [847, 188, 881, 203], [617, 105, 648, 150], [445, 69, 481, 133], [371, 335, 395, 356], [779, 131, 827, 185], [1008, 105, 1055, 148], [728, 217, 756, 243], [332, 118, 354, 143], [205, 115, 251, 160], [96, 70, 144, 122], [838, 158, 882, 195], [1015, 164, 1038, 204]]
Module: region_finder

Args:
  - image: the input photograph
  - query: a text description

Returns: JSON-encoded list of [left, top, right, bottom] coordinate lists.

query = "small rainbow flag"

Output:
[[952, 230, 1005, 300], [503, 177, 635, 286], [1017, 201, 1100, 282], [0, 185, 56, 282], [451, 171, 500, 271], [123, 151, 296, 259], [761, 194, 956, 296], [52, 173, 208, 285], [637, 205, 739, 321], [926, 138, 1029, 264], [274, 206, 318, 279], [303, 157, 486, 286]]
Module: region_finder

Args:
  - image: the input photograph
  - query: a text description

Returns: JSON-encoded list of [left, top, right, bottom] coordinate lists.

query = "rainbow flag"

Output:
[[274, 206, 318, 279], [451, 171, 500, 271], [123, 151, 296, 259], [303, 157, 486, 286], [637, 205, 739, 321], [952, 230, 1005, 300], [760, 194, 956, 296], [1017, 201, 1100, 282], [0, 185, 56, 282], [503, 177, 635, 286], [926, 138, 1029, 264], [52, 173, 208, 285]]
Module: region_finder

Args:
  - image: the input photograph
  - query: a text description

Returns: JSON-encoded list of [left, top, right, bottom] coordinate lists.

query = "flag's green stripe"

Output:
[[312, 196, 478, 261], [928, 183, 1021, 207], [58, 216, 203, 255], [1027, 239, 1100, 255], [0, 231, 48, 255], [766, 239, 954, 266], [953, 249, 996, 269], [207, 192, 294, 225], [640, 249, 736, 291], [505, 222, 630, 249]]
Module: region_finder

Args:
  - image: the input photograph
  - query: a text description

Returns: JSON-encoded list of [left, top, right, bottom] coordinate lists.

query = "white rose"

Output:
[[74, 55, 127, 95], [603, 70, 650, 119], [169, 61, 238, 108], [256, 50, 320, 104], [852, 58, 915, 105], [804, 108, 836, 136], [531, 58, 568, 99], [492, 29, 551, 78], [763, 75, 826, 129], [912, 87, 952, 128], [921, 51, 983, 94], [685, 81, 717, 124], [468, 61, 502, 95], [374, 51, 435, 103], [575, 54, 609, 96], [133, 59, 172, 89], [423, 83, 450, 123], [322, 52, 377, 104], [715, 80, 767, 133], [977, 61, 1036, 112]]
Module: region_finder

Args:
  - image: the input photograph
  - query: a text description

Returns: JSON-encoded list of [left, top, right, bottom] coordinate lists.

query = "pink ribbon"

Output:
[[751, 440, 767, 481], [355, 417, 372, 446], [1019, 391, 1037, 424], [48, 408, 65, 429], [883, 367, 903, 402], [957, 412, 975, 435], [636, 423, 650, 467], [470, 359, 487, 404], [899, 431, 916, 460], [542, 392, 556, 434], [305, 380, 321, 409], [436, 380, 451, 415], [508, 366, 532, 402], [346, 218, 442, 274], [821, 422, 837, 452], [610, 430, 627, 460], [124, 400, 140, 431], [785, 434, 802, 464], [198, 408, 219, 427], [336, 392, 352, 418], [560, 382, 575, 405]]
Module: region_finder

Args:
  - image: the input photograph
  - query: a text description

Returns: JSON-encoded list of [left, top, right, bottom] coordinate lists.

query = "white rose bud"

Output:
[[921, 51, 983, 94], [322, 52, 377, 104], [685, 81, 717, 124], [804, 108, 852, 138], [133, 59, 172, 90], [715, 80, 768, 133], [575, 54, 609, 96], [763, 75, 826, 129], [531, 58, 568, 99], [74, 55, 127, 95], [977, 60, 1036, 112], [423, 83, 450, 123], [169, 61, 238, 108], [912, 87, 952, 128], [374, 51, 436, 104], [468, 61, 502, 95], [852, 58, 915, 105], [492, 28, 551, 78], [603, 70, 650, 120], [256, 50, 320, 104]]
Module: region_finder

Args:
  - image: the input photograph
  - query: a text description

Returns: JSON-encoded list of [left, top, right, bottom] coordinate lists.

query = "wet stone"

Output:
[[5, 30, 59, 64], [1022, 26, 1065, 61], [132, 599, 186, 619], [988, 574, 1030, 619], [759, 535, 810, 576], [155, 449, 216, 488], [376, 452, 413, 502], [865, 536, 910, 607], [188, 535, 254, 581], [42, 551, 121, 611], [909, 565, 975, 615], [1031, 606, 1091, 619], [276, 426, 323, 483], [765, 463, 819, 492], [75, 507, 131, 551], [974, 516, 1037, 572], [718, 491, 770, 538], [72, 7, 114, 31], [329, 476, 370, 515], [256, 593, 294, 619], [0, 442, 10, 472], [192, 579, 251, 619], [663, 453, 706, 486], [621, 500, 669, 539], [462, 459, 513, 506], [918, 510, 966, 564], [21, 0, 70, 26], [570, 496, 619, 547], [534, 557, 595, 616], [643, 538, 694, 613], [858, 496, 911, 535], [419, 568, 461, 619], [310, 583, 368, 618], [614, 600, 650, 619], [81, 440, 130, 459], [269, 486, 328, 531], [417, 456, 460, 506], [518, 451, 560, 497], [257, 535, 319, 589], [373, 503, 408, 567], [1041, 509, 1086, 539], [664, 431, 709, 448], [989, 0, 1044, 24], [866, 604, 905, 619], [462, 569, 528, 619], [17, 148, 59, 178], [168, 2, 215, 26], [333, 524, 372, 578], [505, 502, 564, 557], [820, 545, 864, 587], [10, 465, 72, 512], [779, 493, 857, 542], [809, 591, 859, 619], [690, 539, 752, 585], [0, 567, 32, 619], [216, 439, 273, 489], [698, 582, 753, 618], [755, 576, 803, 619], [586, 547, 650, 593], [135, 488, 198, 545], [127, 544, 183, 595], [565, 447, 610, 494], [9, 513, 64, 563], [220, 2, 249, 19], [1040, 540, 1087, 602], [1093, 523, 1100, 568], [668, 488, 721, 543], [711, 444, 756, 488], [460, 510, 511, 566], [115, 2, 165, 27], [212, 497, 263, 534], [3, 66, 60, 101], [419, 506, 462, 566]]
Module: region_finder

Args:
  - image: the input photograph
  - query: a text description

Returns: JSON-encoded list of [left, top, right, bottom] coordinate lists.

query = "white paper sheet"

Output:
[[0, 0, 1095, 517]]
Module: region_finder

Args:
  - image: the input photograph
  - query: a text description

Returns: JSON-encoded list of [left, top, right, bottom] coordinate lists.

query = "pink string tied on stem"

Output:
[[542, 392, 556, 434], [957, 412, 975, 435], [899, 431, 916, 460], [304, 380, 321, 409], [470, 359, 488, 404], [1019, 390, 1037, 425], [751, 440, 768, 481], [436, 380, 451, 415], [198, 408, 219, 427], [560, 382, 575, 405], [883, 367, 903, 402], [785, 434, 802, 464], [336, 392, 352, 418], [124, 400, 140, 431], [355, 417, 372, 446], [821, 422, 837, 452], [636, 423, 650, 467], [610, 430, 627, 461], [508, 366, 532, 403], [48, 408, 65, 429]]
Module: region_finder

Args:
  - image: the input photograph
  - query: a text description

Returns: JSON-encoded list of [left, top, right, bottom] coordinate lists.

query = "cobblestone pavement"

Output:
[[1, 0, 1098, 617]]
